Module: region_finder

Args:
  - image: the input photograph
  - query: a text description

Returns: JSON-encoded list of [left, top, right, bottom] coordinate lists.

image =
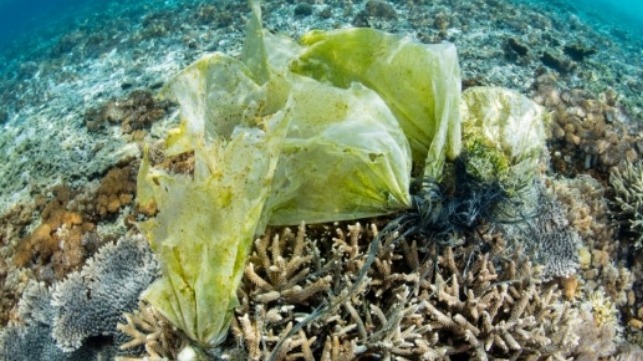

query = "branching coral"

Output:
[[610, 160, 643, 249], [116, 301, 188, 361], [214, 222, 596, 360], [243, 224, 331, 306]]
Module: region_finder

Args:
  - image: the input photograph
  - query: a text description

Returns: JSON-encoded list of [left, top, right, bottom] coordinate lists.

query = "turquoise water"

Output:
[[0, 0, 642, 47], [0, 0, 94, 46], [574, 0, 643, 28]]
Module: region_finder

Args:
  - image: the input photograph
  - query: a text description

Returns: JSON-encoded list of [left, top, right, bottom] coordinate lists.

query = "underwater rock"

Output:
[[541, 50, 576, 73], [319, 6, 332, 19], [195, 2, 237, 27], [353, 0, 398, 28], [364, 0, 397, 21], [293, 4, 313, 17], [434, 11, 450, 31], [506, 37, 529, 57], [564, 43, 597, 62]]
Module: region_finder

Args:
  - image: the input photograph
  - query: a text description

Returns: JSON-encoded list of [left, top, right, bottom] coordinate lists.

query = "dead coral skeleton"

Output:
[[116, 301, 188, 361], [221, 221, 589, 361], [243, 224, 331, 306]]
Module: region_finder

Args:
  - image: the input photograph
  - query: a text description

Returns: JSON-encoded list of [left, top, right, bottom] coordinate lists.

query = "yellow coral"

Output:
[[588, 290, 618, 328]]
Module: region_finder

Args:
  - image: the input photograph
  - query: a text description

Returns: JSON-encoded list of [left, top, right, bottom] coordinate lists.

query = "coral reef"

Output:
[[0, 202, 37, 325], [0, 0, 641, 358], [72, 163, 139, 219], [0, 282, 105, 361], [13, 185, 95, 280], [51, 235, 158, 352], [84, 90, 171, 134], [500, 184, 581, 280], [116, 301, 189, 361], [533, 72, 641, 179], [130, 222, 607, 360], [0, 158, 143, 327], [552, 175, 613, 251], [0, 235, 156, 360], [11, 160, 138, 278]]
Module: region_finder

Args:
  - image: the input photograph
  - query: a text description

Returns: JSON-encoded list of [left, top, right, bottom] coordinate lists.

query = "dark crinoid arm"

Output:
[[384, 155, 509, 247]]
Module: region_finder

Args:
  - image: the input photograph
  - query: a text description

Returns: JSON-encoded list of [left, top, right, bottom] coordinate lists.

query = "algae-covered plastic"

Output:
[[292, 27, 462, 180], [265, 75, 412, 225], [137, 52, 291, 345], [136, 0, 418, 346], [460, 86, 547, 195]]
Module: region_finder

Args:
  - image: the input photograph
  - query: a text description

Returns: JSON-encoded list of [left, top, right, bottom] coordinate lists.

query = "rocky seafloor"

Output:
[[0, 0, 642, 360]]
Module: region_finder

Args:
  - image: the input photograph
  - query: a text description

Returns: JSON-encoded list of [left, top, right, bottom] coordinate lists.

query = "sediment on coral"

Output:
[[499, 182, 581, 280]]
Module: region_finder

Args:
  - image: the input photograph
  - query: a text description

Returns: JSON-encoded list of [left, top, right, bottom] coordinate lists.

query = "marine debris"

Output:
[[0, 0, 642, 359]]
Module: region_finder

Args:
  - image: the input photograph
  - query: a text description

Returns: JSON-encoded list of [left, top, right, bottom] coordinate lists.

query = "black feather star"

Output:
[[383, 156, 508, 247]]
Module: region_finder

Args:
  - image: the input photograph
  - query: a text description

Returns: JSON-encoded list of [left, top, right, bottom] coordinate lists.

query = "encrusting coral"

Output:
[[13, 185, 95, 280], [10, 161, 140, 283], [533, 72, 640, 180], [552, 171, 639, 339], [72, 163, 139, 219]]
